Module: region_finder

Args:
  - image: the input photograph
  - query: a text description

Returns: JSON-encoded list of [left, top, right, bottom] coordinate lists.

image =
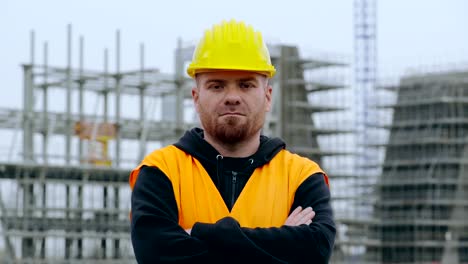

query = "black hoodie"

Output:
[[131, 128, 335, 263]]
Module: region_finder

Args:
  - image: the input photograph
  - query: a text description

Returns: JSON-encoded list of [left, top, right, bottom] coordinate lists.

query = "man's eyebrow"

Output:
[[204, 79, 225, 84], [238, 77, 258, 82]]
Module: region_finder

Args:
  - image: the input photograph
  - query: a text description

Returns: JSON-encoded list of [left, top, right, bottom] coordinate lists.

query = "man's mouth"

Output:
[[220, 113, 244, 116]]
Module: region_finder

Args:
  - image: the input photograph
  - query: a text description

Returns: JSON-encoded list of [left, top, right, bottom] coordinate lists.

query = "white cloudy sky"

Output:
[[2, 0, 468, 109]]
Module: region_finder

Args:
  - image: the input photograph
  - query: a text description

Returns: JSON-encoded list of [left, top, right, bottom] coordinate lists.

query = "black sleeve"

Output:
[[131, 166, 216, 263], [191, 173, 336, 264]]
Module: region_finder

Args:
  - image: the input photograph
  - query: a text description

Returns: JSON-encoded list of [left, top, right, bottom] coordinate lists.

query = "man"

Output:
[[129, 20, 335, 263]]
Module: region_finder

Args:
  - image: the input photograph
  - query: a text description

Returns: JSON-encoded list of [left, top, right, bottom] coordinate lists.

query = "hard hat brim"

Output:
[[188, 66, 276, 79]]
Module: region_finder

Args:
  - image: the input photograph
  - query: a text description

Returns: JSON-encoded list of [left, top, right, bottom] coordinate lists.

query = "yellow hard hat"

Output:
[[187, 19, 276, 78]]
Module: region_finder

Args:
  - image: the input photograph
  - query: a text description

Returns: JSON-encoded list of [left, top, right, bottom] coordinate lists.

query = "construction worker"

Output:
[[129, 19, 335, 263]]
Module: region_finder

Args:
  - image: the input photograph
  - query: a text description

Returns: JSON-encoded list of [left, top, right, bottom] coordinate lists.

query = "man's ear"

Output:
[[192, 87, 200, 113], [265, 84, 273, 112]]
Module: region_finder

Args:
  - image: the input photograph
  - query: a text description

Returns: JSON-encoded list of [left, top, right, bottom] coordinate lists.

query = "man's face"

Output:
[[192, 70, 272, 144]]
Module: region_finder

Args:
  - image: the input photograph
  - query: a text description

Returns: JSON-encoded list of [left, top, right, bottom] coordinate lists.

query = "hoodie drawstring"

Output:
[[216, 155, 223, 188], [241, 158, 255, 173]]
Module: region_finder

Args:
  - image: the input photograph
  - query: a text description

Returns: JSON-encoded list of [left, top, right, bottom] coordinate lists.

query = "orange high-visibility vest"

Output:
[[129, 145, 327, 229]]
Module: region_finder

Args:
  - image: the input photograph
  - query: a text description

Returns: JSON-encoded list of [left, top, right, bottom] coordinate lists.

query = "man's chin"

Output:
[[214, 125, 247, 143]]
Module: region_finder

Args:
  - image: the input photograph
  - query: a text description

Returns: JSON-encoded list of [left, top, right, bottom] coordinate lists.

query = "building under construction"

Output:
[[367, 69, 468, 263], [0, 27, 354, 263]]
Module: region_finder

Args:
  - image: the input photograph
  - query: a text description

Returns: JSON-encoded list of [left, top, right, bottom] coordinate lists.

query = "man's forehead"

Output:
[[196, 70, 267, 82]]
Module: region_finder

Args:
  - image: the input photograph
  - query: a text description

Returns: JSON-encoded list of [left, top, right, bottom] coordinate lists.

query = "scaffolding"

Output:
[[0, 25, 191, 263], [367, 68, 468, 263], [267, 45, 358, 263], [338, 1, 382, 262], [0, 26, 354, 262]]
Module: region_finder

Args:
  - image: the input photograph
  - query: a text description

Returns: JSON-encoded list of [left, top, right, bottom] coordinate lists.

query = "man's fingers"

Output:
[[284, 206, 302, 226], [295, 207, 314, 224], [284, 207, 315, 226], [298, 209, 315, 225], [290, 206, 302, 218]]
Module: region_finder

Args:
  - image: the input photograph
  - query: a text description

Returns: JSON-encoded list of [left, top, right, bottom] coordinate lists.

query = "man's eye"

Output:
[[209, 85, 222, 90], [240, 83, 254, 89]]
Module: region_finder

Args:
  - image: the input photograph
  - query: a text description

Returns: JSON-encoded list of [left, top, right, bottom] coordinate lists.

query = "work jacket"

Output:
[[130, 128, 335, 263]]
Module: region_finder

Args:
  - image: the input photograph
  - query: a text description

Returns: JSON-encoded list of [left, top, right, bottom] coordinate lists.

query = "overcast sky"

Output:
[[1, 0, 468, 109]]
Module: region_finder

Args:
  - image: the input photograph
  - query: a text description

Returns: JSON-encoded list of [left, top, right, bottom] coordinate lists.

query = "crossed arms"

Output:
[[131, 166, 335, 263]]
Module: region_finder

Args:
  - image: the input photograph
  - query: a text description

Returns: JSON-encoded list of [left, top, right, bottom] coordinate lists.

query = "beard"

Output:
[[199, 110, 265, 144]]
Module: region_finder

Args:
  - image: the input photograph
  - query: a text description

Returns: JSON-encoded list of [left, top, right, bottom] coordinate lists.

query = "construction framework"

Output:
[[267, 45, 357, 263], [0, 26, 194, 262], [367, 69, 468, 263], [339, 0, 382, 262], [0, 26, 355, 262]]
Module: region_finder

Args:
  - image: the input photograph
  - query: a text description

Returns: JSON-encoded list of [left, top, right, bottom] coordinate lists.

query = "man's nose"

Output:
[[224, 86, 241, 105]]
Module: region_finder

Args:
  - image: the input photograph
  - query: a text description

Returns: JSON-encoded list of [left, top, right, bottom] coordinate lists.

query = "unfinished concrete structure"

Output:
[[0, 26, 186, 262], [0, 26, 353, 263], [367, 69, 468, 263], [268, 45, 357, 264]]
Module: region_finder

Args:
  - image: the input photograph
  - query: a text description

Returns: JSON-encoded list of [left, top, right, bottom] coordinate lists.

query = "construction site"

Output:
[[0, 27, 354, 263], [1, 1, 468, 263], [365, 69, 468, 263]]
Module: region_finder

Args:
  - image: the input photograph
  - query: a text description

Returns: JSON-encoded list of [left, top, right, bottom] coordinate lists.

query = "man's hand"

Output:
[[284, 206, 315, 226], [185, 206, 314, 235]]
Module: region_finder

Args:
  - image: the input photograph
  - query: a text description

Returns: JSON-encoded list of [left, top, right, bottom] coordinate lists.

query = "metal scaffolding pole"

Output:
[[77, 35, 85, 259], [22, 172, 34, 258], [62, 26, 75, 257], [113, 187, 120, 259], [65, 24, 72, 165], [65, 24, 73, 259], [78, 36, 85, 165], [103, 48, 109, 124], [113, 31, 122, 258], [101, 186, 108, 258], [40, 41, 49, 260], [42, 42, 49, 164], [138, 43, 147, 162], [21, 30, 36, 259], [114, 30, 121, 167], [22, 30, 35, 163], [77, 171, 86, 259]]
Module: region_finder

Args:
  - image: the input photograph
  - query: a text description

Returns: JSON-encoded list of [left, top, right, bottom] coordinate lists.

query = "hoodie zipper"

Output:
[[231, 171, 238, 208]]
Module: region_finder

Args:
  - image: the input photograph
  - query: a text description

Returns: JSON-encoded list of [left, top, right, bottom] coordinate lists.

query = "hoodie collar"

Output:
[[174, 127, 285, 169]]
